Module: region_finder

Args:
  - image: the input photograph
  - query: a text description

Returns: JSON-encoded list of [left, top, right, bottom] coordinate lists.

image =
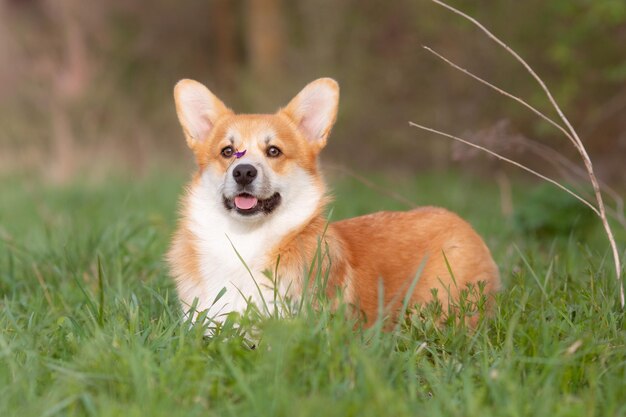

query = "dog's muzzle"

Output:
[[223, 161, 281, 216]]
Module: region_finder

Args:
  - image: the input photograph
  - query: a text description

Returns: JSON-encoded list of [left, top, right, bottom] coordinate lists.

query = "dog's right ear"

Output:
[[174, 79, 232, 148]]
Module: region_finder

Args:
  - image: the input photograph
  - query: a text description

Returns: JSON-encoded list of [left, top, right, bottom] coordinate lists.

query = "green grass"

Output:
[[0, 171, 625, 417]]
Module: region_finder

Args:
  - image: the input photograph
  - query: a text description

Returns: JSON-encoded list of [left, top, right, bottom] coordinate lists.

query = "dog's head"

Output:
[[174, 78, 339, 220]]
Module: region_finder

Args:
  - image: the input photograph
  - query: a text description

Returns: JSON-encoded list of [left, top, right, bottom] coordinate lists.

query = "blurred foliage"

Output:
[[0, 0, 625, 183], [513, 183, 596, 238]]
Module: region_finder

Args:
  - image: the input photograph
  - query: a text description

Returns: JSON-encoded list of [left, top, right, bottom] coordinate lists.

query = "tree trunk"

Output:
[[246, 0, 285, 81]]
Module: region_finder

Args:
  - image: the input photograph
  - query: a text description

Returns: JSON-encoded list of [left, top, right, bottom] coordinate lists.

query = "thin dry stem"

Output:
[[430, 0, 624, 307], [408, 122, 599, 216], [326, 164, 417, 208], [33, 263, 55, 310], [424, 46, 626, 229], [422, 46, 576, 146], [513, 135, 626, 229]]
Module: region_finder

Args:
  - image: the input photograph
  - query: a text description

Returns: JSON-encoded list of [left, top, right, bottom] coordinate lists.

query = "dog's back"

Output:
[[331, 207, 499, 324]]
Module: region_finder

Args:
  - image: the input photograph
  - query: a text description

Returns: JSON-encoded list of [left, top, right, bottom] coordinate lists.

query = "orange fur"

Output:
[[168, 78, 500, 327]]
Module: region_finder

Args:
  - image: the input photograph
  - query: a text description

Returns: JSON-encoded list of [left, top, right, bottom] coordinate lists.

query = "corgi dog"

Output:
[[168, 77, 500, 327]]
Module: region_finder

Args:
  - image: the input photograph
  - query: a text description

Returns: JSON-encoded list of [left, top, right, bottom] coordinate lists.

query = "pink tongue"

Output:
[[234, 195, 258, 210]]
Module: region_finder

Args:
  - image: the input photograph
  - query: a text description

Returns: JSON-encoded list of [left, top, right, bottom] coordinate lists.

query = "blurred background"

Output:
[[1, 0, 625, 185]]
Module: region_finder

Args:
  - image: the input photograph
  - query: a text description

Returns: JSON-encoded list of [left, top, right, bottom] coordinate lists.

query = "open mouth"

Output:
[[223, 192, 281, 216]]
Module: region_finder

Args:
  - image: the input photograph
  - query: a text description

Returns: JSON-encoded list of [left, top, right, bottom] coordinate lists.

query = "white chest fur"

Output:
[[176, 169, 322, 325]]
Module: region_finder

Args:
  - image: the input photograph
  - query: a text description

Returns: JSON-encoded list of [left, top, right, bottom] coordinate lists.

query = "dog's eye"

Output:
[[266, 146, 282, 158], [221, 146, 234, 158]]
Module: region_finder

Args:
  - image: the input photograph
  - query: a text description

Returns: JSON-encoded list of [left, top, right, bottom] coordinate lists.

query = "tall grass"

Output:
[[0, 173, 624, 416]]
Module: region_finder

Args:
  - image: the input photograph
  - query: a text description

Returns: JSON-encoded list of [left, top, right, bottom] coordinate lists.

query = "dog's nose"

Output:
[[232, 164, 258, 186]]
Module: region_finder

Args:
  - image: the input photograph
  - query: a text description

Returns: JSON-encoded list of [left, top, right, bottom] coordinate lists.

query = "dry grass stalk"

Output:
[[326, 164, 417, 209], [427, 48, 626, 228], [427, 49, 626, 229], [495, 171, 513, 218], [412, 0, 624, 307], [454, 120, 626, 229], [408, 122, 599, 215], [33, 263, 55, 311], [507, 132, 626, 229]]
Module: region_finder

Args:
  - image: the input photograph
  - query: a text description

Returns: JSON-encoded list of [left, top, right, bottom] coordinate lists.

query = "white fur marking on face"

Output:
[[180, 165, 323, 327], [219, 126, 281, 201], [225, 127, 241, 145], [224, 126, 276, 155]]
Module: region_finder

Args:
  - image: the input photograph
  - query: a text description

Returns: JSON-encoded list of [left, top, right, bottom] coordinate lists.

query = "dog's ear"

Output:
[[174, 79, 232, 148], [281, 78, 339, 148]]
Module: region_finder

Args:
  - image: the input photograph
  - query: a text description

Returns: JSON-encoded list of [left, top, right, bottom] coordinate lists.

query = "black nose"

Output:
[[232, 164, 258, 186]]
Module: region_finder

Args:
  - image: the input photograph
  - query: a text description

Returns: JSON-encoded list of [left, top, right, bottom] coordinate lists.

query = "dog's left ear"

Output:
[[281, 78, 339, 148]]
